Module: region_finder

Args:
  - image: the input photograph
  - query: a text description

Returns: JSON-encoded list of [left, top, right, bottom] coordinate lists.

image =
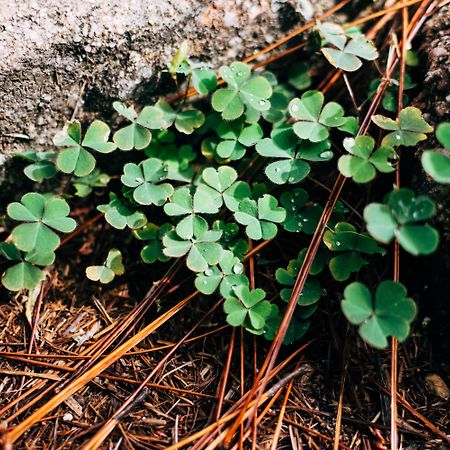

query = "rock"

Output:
[[0, 0, 332, 158]]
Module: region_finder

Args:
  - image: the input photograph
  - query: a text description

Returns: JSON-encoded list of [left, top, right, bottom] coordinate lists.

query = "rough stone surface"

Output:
[[0, 0, 332, 158]]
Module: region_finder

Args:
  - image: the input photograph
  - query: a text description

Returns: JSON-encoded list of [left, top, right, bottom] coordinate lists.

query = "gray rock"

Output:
[[0, 0, 331, 158]]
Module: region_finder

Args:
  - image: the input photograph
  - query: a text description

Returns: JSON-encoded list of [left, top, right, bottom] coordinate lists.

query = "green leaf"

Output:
[[212, 62, 272, 120], [0, 242, 22, 261], [72, 169, 110, 197], [364, 188, 439, 255], [234, 194, 286, 240], [287, 61, 311, 90], [223, 285, 273, 333], [2, 262, 45, 291], [319, 23, 378, 72], [7, 193, 76, 255], [342, 281, 417, 349], [21, 151, 57, 182], [338, 136, 396, 183], [289, 91, 346, 142], [195, 250, 248, 296], [421, 123, 450, 184], [98, 193, 147, 230], [162, 217, 223, 272], [54, 120, 116, 176], [121, 158, 174, 206], [86, 248, 124, 284], [372, 107, 433, 147], [134, 223, 173, 264], [192, 69, 218, 94]]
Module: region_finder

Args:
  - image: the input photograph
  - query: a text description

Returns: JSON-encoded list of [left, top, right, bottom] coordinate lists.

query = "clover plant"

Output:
[[1, 37, 445, 352], [86, 249, 125, 284]]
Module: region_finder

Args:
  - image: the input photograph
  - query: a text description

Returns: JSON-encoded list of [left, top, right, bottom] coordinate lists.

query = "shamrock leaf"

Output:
[[234, 194, 286, 240], [338, 135, 396, 183], [112, 101, 164, 150], [54, 120, 116, 176], [342, 281, 417, 349], [164, 186, 222, 238], [2, 262, 45, 291], [318, 22, 378, 72], [98, 193, 147, 230], [139, 100, 205, 135], [86, 248, 125, 284], [256, 124, 332, 184], [216, 120, 263, 160], [323, 222, 385, 281], [7, 193, 76, 255], [133, 223, 173, 263], [121, 158, 174, 206], [372, 107, 433, 147], [280, 188, 323, 234], [289, 91, 346, 142], [421, 122, 450, 184], [275, 248, 326, 306], [195, 250, 248, 296], [162, 216, 223, 272], [196, 166, 251, 212], [212, 62, 272, 120], [364, 188, 439, 256], [223, 285, 274, 333], [19, 150, 57, 182]]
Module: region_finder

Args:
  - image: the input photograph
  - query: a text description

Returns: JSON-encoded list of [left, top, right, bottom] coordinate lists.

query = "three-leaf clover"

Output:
[[318, 22, 378, 72], [364, 188, 439, 256], [421, 122, 450, 183], [86, 249, 125, 284], [264, 306, 311, 344], [223, 285, 275, 334], [213, 221, 249, 259], [195, 166, 251, 212], [234, 194, 286, 240], [140, 99, 205, 135], [256, 124, 332, 184], [54, 120, 116, 176], [133, 223, 173, 264], [112, 101, 163, 150], [212, 62, 272, 120], [7, 193, 76, 255], [0, 242, 46, 291], [121, 158, 174, 206], [162, 216, 223, 272], [342, 281, 417, 349], [372, 107, 433, 147], [280, 188, 322, 234], [98, 193, 147, 230], [195, 250, 248, 296], [323, 222, 385, 281], [338, 135, 396, 183], [215, 120, 263, 160], [275, 248, 326, 306], [164, 186, 221, 237], [19, 150, 57, 182], [289, 91, 346, 142]]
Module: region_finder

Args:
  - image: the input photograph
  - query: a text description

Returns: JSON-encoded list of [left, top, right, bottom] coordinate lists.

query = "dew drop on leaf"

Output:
[[319, 151, 333, 159], [205, 268, 213, 276], [233, 264, 243, 274]]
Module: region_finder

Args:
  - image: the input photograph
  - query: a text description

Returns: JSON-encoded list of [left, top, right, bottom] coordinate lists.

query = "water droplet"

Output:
[[202, 280, 208, 285], [336, 241, 341, 247], [319, 151, 333, 159], [259, 99, 266, 106], [297, 221, 303, 227], [291, 104, 299, 113], [291, 198, 296, 203], [395, 134, 401, 140], [303, 218, 309, 223], [205, 268, 213, 276], [202, 248, 207, 253], [233, 264, 243, 274], [288, 177, 295, 182], [294, 191, 301, 197], [236, 71, 243, 77], [387, 152, 399, 167], [275, 167, 280, 173], [136, 177, 144, 183]]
